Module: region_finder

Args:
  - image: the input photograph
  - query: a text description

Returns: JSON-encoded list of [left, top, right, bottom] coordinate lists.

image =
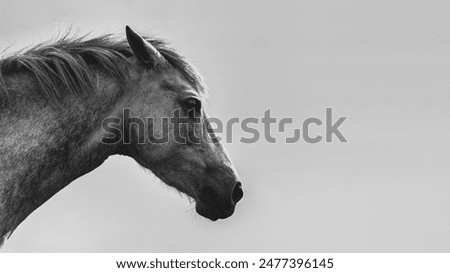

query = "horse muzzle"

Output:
[[195, 182, 243, 221]]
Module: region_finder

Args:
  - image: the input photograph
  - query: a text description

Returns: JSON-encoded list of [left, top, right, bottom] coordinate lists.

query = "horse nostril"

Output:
[[232, 182, 243, 204]]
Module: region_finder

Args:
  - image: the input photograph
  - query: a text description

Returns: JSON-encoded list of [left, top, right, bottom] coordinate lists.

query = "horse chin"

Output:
[[195, 200, 234, 221], [195, 201, 219, 221]]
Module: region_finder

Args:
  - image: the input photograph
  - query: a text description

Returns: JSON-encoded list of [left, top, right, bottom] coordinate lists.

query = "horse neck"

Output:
[[0, 69, 127, 244]]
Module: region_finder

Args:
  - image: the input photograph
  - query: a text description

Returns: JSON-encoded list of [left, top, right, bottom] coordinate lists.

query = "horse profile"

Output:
[[0, 26, 243, 246]]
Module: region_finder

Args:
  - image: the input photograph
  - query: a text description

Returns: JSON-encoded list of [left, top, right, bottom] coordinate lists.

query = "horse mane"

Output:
[[0, 33, 205, 107]]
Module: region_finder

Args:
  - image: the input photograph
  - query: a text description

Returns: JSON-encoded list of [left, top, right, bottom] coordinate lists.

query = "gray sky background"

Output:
[[1, 0, 450, 252]]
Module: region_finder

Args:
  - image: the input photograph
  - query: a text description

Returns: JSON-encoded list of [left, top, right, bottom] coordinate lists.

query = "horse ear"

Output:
[[125, 26, 165, 66]]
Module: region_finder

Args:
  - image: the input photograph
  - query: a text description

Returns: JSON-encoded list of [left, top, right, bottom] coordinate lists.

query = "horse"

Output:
[[0, 26, 243, 246]]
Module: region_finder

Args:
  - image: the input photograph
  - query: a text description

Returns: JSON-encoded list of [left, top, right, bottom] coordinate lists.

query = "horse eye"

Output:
[[182, 98, 201, 115]]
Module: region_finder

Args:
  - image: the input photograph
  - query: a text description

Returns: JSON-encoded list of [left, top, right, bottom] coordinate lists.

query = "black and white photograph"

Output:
[[0, 0, 449, 272]]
